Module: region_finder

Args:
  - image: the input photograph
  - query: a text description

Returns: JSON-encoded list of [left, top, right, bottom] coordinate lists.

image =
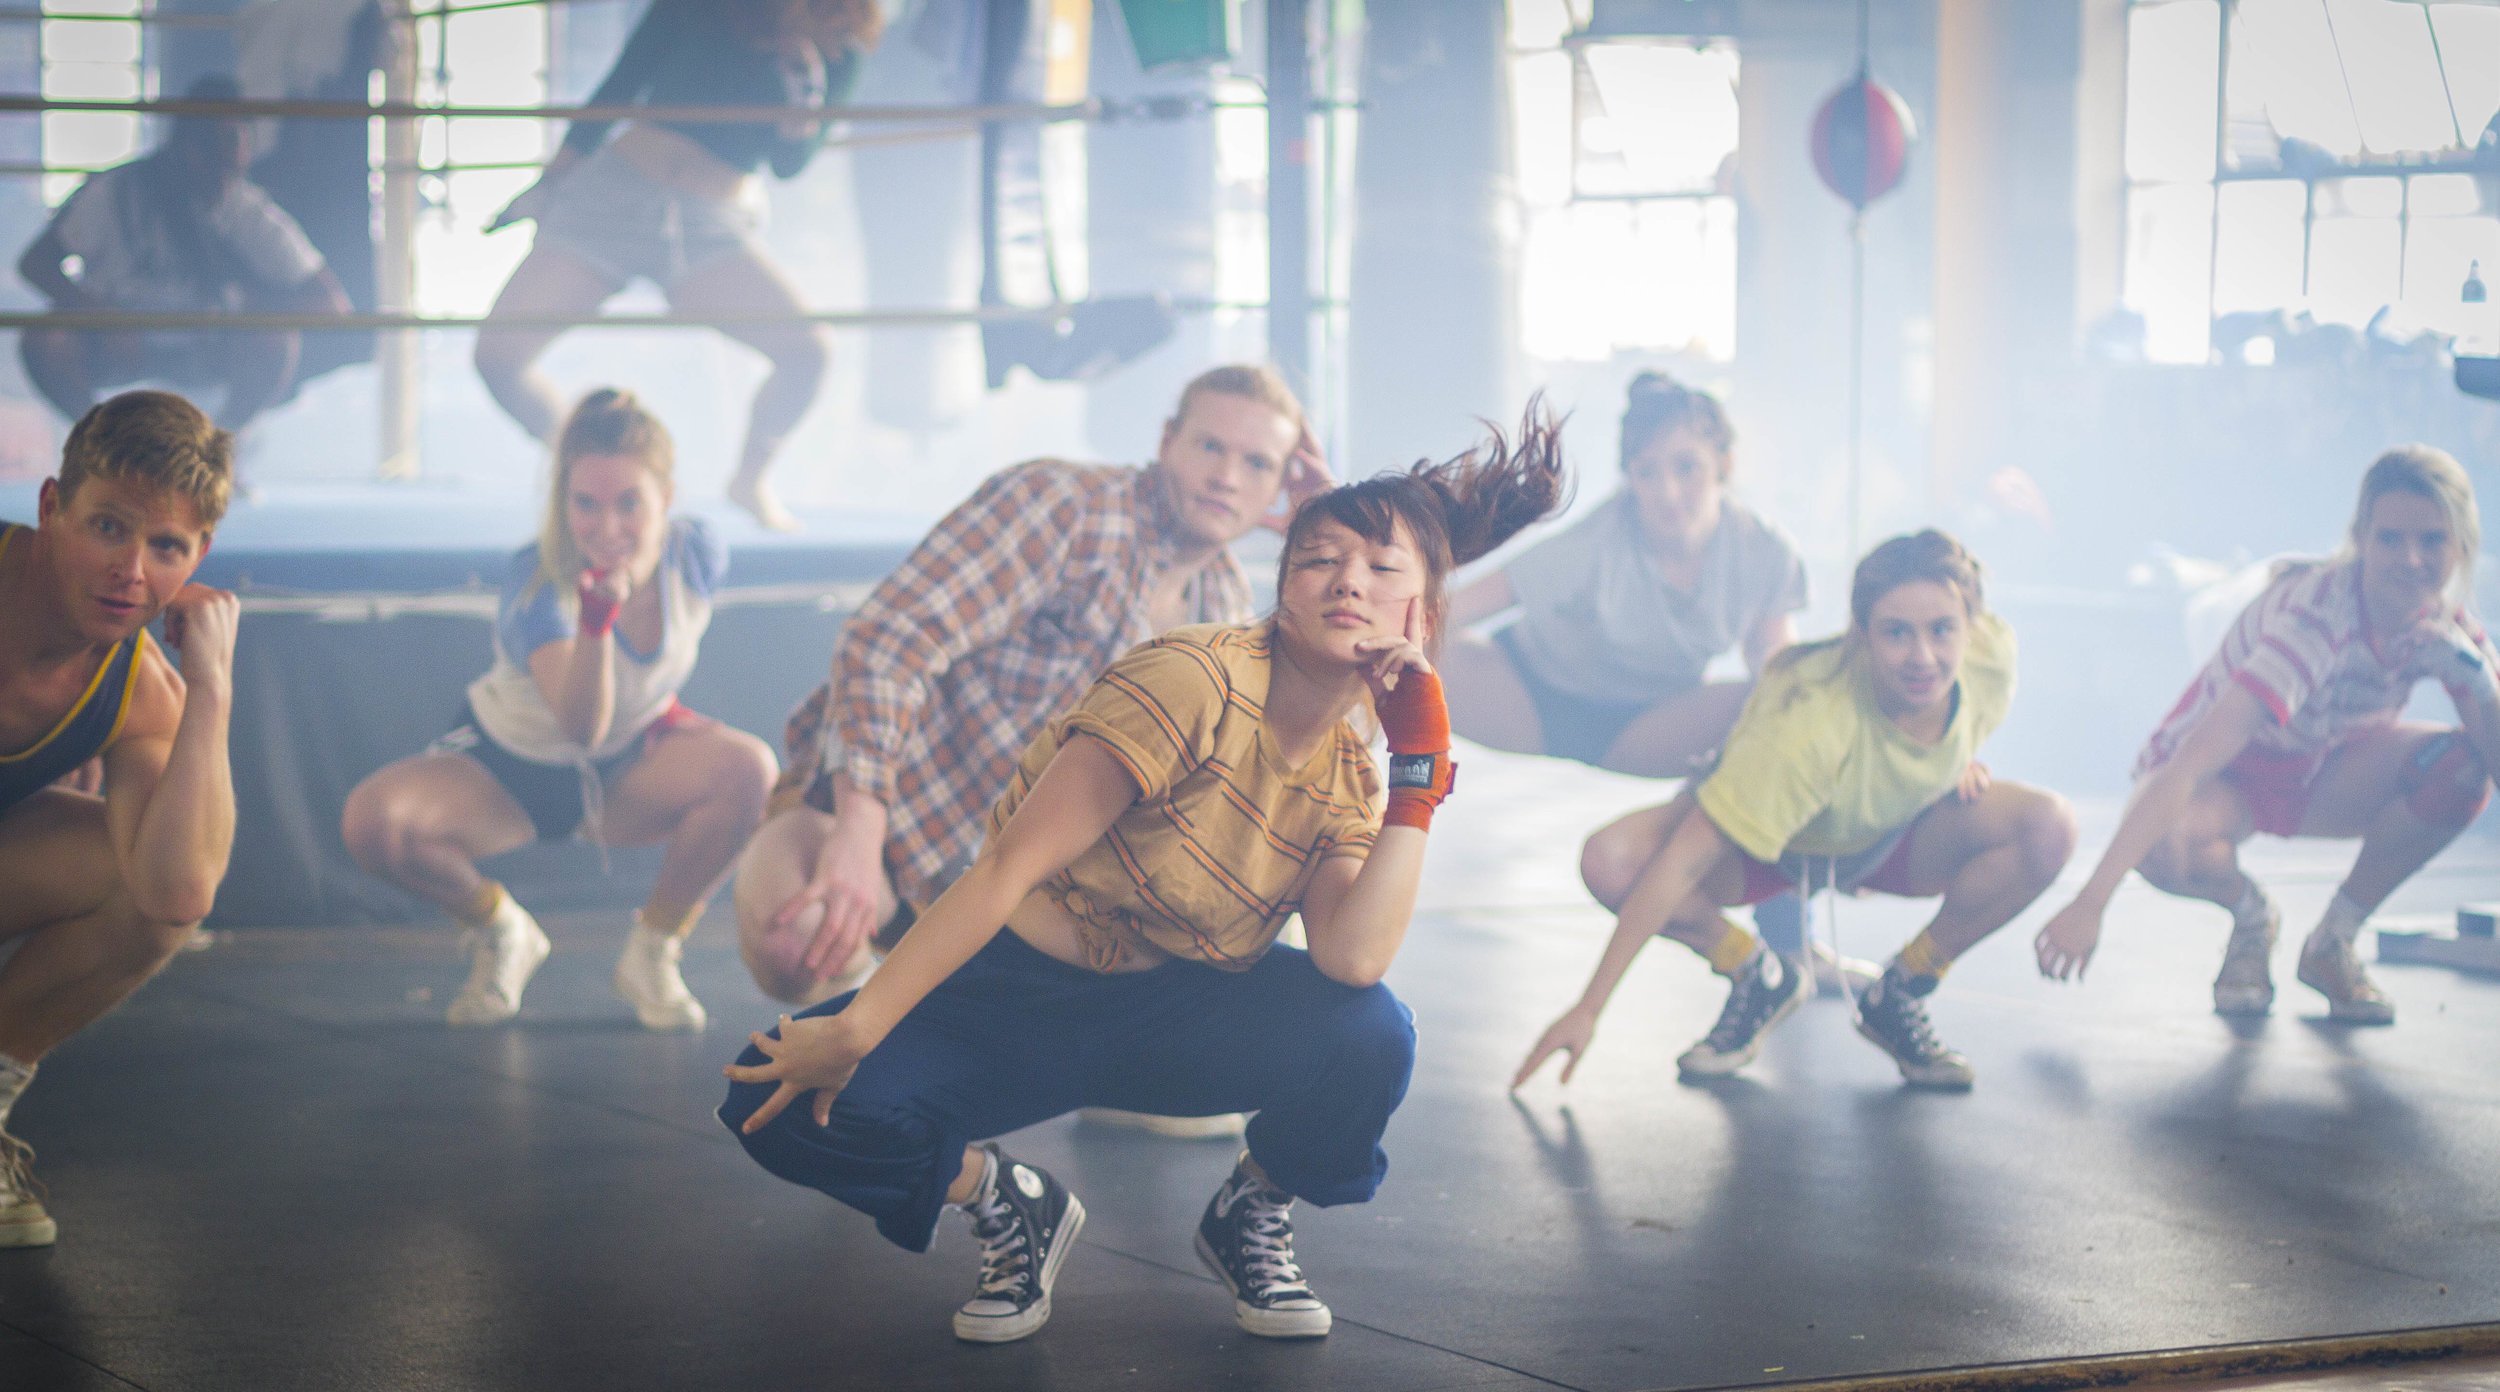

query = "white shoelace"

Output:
[[0, 1132, 42, 1204], [969, 1191, 1033, 1296], [1230, 1183, 1309, 1293]]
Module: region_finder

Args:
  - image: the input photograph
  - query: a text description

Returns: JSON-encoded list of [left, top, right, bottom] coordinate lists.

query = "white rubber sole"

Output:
[[953, 1194, 1085, 1344], [0, 1210, 56, 1248], [1675, 976, 1808, 1078], [1194, 1231, 1333, 1339], [1852, 1015, 1977, 1090]]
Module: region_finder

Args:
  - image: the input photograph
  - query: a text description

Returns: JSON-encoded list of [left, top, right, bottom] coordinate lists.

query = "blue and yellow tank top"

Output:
[[0, 523, 149, 813]]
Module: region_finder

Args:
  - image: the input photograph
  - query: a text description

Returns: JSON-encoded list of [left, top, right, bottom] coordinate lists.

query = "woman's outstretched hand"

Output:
[[2033, 898, 2102, 982], [722, 1010, 871, 1131], [1513, 1006, 1598, 1089]]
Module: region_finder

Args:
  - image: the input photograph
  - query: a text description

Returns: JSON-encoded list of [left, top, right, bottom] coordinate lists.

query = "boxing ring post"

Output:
[[379, 0, 423, 479]]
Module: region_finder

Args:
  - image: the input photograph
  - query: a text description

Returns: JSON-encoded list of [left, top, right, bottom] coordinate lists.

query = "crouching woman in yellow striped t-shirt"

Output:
[[719, 409, 1566, 1347], [1515, 531, 2078, 1094]]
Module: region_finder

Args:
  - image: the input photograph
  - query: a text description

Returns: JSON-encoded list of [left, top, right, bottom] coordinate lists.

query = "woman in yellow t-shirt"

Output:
[[1515, 531, 2077, 1092], [718, 411, 1566, 1347]]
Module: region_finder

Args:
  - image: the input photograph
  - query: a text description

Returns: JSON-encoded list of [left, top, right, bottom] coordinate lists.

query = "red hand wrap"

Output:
[[1375, 668, 1451, 755], [576, 572, 620, 638], [1377, 668, 1455, 830]]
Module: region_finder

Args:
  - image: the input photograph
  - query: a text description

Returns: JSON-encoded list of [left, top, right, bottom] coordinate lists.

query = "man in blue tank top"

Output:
[[0, 389, 240, 1249]]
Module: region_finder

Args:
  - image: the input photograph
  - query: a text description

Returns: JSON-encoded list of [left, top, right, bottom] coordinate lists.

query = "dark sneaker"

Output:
[[2212, 901, 2279, 1017], [1195, 1153, 1332, 1339], [1676, 950, 1807, 1077], [953, 1144, 1086, 1344], [1853, 967, 1976, 1089], [2296, 931, 2395, 1025]]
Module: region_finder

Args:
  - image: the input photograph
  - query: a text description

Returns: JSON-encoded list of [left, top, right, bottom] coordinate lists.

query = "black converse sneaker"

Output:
[[1853, 966, 1975, 1089], [1195, 1153, 1331, 1339], [1676, 949, 1807, 1077], [953, 1144, 1085, 1344]]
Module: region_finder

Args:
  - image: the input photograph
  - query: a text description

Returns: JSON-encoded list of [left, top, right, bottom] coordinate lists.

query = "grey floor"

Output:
[[3, 747, 2498, 1392]]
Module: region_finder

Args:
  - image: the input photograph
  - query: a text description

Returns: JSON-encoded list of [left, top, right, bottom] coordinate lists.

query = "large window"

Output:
[[2123, 0, 2500, 364], [40, 1, 146, 206], [1509, 0, 1740, 363], [412, 2, 552, 315]]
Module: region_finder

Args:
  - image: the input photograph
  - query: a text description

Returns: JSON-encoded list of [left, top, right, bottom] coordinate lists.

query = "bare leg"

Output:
[[596, 722, 779, 932], [731, 805, 890, 1004], [474, 244, 622, 444], [1887, 781, 2080, 960], [1439, 634, 1545, 756], [2135, 775, 2260, 911], [339, 752, 536, 914], [1579, 801, 1682, 912], [2293, 723, 2489, 913], [1582, 790, 1753, 955], [668, 247, 828, 531], [1599, 681, 1754, 779], [0, 789, 200, 1063]]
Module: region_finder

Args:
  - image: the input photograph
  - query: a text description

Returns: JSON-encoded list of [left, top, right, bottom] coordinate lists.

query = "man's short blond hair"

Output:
[[59, 390, 233, 528], [1171, 364, 1306, 437]]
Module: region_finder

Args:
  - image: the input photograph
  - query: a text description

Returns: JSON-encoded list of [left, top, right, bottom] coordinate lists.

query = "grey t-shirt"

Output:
[[1502, 493, 1808, 705]]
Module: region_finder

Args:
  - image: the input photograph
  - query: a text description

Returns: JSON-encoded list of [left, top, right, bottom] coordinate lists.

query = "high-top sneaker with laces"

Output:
[[2212, 901, 2280, 1016], [1853, 965, 1975, 1089], [1196, 1152, 1332, 1338], [614, 914, 707, 1031], [1676, 949, 1807, 1077], [0, 1132, 55, 1248], [2296, 930, 2395, 1025], [954, 1144, 1085, 1343], [446, 898, 551, 1027]]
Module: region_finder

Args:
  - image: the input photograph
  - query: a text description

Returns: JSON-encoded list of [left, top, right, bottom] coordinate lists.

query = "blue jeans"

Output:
[[719, 930, 1417, 1252]]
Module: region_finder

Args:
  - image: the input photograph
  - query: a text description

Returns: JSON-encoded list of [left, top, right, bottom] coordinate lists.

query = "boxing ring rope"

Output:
[[0, 301, 1260, 333]]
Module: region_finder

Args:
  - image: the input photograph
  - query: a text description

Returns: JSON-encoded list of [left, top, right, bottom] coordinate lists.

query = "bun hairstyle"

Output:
[[1771, 529, 1988, 675], [2348, 444, 2480, 606], [1278, 396, 1572, 649], [1621, 371, 1734, 471], [533, 388, 676, 597]]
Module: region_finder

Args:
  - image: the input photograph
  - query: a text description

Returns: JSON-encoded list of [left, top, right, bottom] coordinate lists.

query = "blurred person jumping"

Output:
[[477, 0, 882, 531]]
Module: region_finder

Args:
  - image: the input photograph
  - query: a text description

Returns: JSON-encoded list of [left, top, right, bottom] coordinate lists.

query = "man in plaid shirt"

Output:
[[733, 365, 1328, 1006]]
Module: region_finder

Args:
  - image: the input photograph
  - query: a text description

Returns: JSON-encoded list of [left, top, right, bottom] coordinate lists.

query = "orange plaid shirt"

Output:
[[782, 460, 1254, 905]]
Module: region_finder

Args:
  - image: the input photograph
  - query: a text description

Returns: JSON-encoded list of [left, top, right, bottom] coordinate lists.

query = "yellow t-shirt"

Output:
[[1696, 611, 2016, 862], [988, 620, 1383, 972]]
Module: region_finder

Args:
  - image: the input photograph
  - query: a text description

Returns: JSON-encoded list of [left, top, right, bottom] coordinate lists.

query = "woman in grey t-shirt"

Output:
[[1442, 373, 1807, 776]]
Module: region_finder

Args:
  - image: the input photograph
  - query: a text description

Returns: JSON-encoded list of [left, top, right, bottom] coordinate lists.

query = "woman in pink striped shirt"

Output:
[[2035, 447, 2499, 1024]]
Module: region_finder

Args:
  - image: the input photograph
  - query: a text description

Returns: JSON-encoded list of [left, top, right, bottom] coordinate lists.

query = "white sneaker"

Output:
[[1076, 1108, 1249, 1140], [446, 899, 551, 1027], [0, 1132, 57, 1248], [2212, 901, 2279, 1016], [614, 914, 707, 1032]]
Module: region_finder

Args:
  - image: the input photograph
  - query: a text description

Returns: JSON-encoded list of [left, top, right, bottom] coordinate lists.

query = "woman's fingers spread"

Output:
[[741, 1082, 802, 1133]]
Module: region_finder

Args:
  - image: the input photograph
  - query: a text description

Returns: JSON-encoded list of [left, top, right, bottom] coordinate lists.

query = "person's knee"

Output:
[[1331, 985, 1417, 1087], [2018, 790, 2081, 882], [339, 781, 399, 873], [471, 328, 534, 382], [719, 729, 779, 817], [775, 328, 830, 387], [2403, 732, 2491, 828], [1580, 826, 1647, 910]]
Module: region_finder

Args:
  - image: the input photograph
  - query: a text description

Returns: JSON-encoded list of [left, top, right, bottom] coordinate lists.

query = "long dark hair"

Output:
[[1278, 397, 1571, 649]]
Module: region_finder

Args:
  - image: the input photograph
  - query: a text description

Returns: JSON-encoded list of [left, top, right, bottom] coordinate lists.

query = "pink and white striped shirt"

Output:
[[2136, 556, 2496, 779]]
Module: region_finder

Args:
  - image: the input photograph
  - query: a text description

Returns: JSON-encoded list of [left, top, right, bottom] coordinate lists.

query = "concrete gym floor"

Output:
[[3, 746, 2497, 1392]]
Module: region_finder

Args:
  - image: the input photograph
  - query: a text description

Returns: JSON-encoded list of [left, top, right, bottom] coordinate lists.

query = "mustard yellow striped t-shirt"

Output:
[[988, 620, 1383, 973]]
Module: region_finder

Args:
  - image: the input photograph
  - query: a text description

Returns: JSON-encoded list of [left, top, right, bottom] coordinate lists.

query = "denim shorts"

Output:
[[534, 144, 764, 288]]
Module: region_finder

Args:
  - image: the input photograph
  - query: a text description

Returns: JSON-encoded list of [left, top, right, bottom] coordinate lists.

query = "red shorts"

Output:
[[2218, 745, 2325, 837], [1734, 826, 1925, 905]]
